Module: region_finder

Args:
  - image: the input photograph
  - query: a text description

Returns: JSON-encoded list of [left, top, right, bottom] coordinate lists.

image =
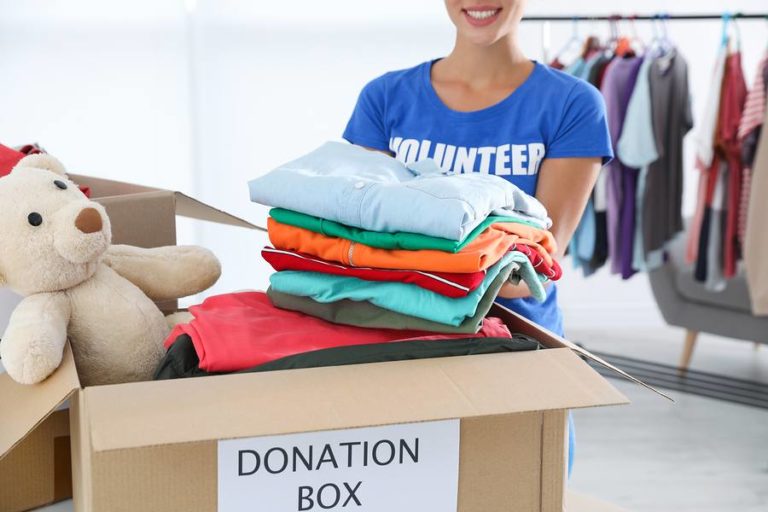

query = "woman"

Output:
[[344, 0, 613, 472], [343, 0, 612, 474], [343, 0, 612, 329]]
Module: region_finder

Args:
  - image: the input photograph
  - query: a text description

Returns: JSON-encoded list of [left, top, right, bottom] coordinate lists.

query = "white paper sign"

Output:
[[218, 419, 460, 512]]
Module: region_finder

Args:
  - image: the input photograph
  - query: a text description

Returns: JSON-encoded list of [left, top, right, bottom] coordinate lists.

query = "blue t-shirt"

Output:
[[343, 60, 612, 335]]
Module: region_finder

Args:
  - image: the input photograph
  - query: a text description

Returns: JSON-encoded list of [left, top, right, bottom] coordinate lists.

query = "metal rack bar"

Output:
[[522, 13, 767, 22]]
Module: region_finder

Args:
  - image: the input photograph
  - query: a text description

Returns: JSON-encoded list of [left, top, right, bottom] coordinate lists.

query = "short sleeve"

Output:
[[342, 75, 390, 152], [547, 81, 613, 165]]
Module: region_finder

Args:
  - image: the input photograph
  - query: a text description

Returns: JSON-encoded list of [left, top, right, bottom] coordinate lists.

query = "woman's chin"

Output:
[[460, 30, 505, 47]]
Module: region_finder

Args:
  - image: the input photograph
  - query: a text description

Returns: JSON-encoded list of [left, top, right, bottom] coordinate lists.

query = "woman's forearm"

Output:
[[496, 157, 601, 300]]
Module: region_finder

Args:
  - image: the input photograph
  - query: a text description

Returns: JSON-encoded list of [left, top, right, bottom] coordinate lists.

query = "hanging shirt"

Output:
[[737, 53, 768, 246], [565, 52, 606, 275], [688, 45, 728, 263], [616, 55, 659, 273], [564, 57, 586, 77], [644, 50, 693, 258], [343, 60, 612, 334], [738, 53, 768, 165], [695, 46, 729, 170], [704, 162, 728, 291], [586, 55, 615, 273], [719, 52, 748, 278], [600, 56, 644, 278]]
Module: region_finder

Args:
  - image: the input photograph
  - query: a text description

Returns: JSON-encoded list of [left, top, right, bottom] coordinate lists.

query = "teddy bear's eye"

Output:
[[54, 180, 67, 190], [27, 212, 43, 227]]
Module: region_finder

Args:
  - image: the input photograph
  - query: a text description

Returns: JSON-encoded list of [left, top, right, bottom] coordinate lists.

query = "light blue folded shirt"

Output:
[[269, 251, 546, 326], [249, 141, 551, 241]]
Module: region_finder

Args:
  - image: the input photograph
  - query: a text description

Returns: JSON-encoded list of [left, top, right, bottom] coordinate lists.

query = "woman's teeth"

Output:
[[466, 9, 499, 20]]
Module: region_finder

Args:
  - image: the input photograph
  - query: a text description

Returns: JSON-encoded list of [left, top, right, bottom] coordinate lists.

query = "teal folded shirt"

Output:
[[270, 208, 546, 253], [269, 251, 546, 326]]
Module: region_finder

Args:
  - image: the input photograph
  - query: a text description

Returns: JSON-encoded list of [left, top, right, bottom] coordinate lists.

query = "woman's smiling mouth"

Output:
[[462, 6, 502, 27]]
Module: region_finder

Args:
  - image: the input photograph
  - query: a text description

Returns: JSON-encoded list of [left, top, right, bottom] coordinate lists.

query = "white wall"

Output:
[[0, 0, 766, 329]]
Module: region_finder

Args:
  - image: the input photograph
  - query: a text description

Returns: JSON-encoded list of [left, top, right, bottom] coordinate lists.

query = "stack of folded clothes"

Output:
[[251, 142, 562, 334], [155, 142, 562, 379]]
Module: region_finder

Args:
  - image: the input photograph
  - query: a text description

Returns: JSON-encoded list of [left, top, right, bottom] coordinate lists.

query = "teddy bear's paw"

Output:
[[165, 311, 193, 329], [1, 342, 62, 385]]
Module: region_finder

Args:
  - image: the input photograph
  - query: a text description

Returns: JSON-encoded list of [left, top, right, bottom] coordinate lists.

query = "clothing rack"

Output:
[[523, 13, 767, 22]]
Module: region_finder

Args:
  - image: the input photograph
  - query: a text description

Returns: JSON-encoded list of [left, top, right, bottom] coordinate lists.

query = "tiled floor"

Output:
[[33, 326, 768, 512], [569, 326, 768, 512]]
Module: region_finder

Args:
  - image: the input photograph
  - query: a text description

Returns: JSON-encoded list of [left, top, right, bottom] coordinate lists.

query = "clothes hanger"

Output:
[[661, 13, 676, 54], [605, 15, 619, 55], [721, 12, 743, 53], [647, 13, 674, 57], [627, 15, 646, 54], [732, 14, 742, 52], [552, 17, 582, 63], [649, 14, 664, 55], [610, 16, 633, 57], [721, 12, 732, 49]]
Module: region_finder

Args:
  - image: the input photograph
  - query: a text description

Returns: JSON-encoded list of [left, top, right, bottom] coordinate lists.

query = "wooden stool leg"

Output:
[[679, 330, 699, 374]]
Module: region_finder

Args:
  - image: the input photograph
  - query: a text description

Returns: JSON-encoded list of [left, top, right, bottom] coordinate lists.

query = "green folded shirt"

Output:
[[270, 207, 544, 253]]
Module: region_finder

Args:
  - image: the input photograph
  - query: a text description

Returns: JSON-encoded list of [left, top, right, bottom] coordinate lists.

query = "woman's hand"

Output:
[[498, 280, 534, 299], [537, 156, 602, 261], [498, 156, 602, 300]]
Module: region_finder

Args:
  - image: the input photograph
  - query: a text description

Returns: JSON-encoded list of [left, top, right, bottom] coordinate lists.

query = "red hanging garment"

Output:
[[719, 53, 748, 278]]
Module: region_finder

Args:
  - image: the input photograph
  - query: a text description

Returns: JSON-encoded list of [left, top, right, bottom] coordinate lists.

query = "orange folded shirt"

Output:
[[267, 217, 557, 274]]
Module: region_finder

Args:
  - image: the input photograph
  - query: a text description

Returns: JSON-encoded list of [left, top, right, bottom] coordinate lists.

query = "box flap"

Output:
[[84, 348, 627, 452], [174, 192, 263, 231], [68, 174, 261, 231], [489, 303, 674, 402], [68, 174, 161, 197], [0, 343, 80, 459]]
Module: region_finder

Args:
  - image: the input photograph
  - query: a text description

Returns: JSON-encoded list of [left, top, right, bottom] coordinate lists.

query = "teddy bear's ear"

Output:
[[12, 154, 67, 176]]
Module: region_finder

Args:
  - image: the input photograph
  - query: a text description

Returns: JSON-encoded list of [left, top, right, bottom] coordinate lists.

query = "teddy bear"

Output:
[[0, 154, 222, 386]]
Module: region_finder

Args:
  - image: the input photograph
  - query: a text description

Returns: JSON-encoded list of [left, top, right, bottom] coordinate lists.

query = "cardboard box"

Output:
[[0, 174, 257, 512], [0, 410, 70, 512], [2, 299, 665, 512], [1, 175, 661, 511]]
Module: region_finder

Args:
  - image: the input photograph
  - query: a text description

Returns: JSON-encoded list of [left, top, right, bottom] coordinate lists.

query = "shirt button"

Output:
[[354, 181, 365, 190]]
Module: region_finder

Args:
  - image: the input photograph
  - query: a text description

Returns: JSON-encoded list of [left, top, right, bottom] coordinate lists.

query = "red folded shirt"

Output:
[[165, 292, 512, 372], [511, 243, 563, 281], [262, 246, 487, 298]]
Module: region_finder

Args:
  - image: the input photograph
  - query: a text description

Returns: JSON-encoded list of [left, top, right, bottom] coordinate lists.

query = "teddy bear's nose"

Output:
[[75, 207, 103, 234]]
